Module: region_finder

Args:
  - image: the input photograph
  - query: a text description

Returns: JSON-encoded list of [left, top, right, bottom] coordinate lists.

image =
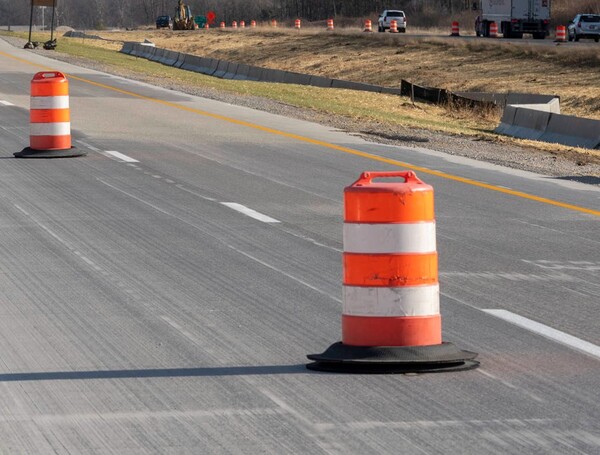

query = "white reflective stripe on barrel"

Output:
[[343, 284, 440, 317], [30, 122, 71, 136], [30, 96, 70, 109], [343, 222, 436, 254]]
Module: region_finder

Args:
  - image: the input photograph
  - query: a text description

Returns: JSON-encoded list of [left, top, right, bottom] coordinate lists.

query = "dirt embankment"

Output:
[[93, 28, 600, 120]]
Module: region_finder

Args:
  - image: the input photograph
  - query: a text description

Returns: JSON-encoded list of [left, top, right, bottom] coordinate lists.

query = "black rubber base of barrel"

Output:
[[14, 147, 86, 158], [306, 342, 479, 374]]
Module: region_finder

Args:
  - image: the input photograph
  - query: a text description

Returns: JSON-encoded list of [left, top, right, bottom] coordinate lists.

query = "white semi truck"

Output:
[[475, 0, 551, 39]]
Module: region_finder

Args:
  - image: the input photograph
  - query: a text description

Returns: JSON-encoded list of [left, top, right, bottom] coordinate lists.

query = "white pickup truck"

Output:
[[378, 10, 406, 32]]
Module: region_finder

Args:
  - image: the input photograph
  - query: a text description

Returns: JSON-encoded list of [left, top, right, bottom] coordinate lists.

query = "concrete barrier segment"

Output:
[[308, 75, 333, 88], [222, 62, 239, 79], [259, 68, 287, 83], [213, 60, 230, 78], [180, 55, 204, 72], [494, 105, 518, 135], [149, 48, 165, 63], [331, 79, 382, 93], [509, 107, 551, 140], [246, 66, 264, 81], [540, 113, 600, 149], [119, 42, 135, 55], [162, 50, 180, 66], [380, 87, 403, 95], [233, 64, 251, 80], [174, 52, 186, 68], [282, 72, 312, 86]]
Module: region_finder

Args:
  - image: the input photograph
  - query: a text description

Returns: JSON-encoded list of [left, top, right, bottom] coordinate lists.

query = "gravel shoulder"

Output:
[[3, 35, 599, 186]]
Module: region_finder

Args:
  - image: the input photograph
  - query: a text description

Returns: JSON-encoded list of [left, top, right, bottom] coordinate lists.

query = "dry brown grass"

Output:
[[79, 28, 600, 120]]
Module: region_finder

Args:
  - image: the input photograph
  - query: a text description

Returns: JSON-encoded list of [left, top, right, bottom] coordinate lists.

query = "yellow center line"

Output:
[[2, 48, 599, 217]]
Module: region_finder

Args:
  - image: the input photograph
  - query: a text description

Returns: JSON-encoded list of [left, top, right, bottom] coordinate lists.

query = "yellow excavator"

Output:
[[173, 0, 196, 30]]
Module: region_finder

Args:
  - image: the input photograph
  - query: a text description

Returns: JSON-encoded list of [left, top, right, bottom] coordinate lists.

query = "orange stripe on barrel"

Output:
[[345, 187, 434, 223], [343, 252, 438, 287], [30, 135, 71, 150], [342, 314, 442, 346], [30, 108, 70, 123]]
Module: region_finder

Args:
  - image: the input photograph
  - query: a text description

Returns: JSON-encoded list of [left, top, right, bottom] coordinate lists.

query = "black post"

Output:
[[50, 0, 56, 41], [27, 0, 34, 44]]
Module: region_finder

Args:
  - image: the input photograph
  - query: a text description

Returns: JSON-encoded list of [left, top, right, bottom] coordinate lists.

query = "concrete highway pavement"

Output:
[[0, 39, 599, 453]]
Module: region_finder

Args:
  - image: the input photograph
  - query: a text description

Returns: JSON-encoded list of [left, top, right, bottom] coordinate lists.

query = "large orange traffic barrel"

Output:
[[15, 71, 84, 158], [307, 171, 478, 373]]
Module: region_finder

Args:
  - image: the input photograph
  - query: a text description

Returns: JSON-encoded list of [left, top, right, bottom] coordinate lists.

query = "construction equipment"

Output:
[[173, 0, 196, 30]]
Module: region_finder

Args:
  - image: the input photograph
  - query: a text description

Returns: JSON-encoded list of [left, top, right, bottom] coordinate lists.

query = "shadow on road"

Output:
[[554, 176, 600, 185], [0, 364, 311, 382]]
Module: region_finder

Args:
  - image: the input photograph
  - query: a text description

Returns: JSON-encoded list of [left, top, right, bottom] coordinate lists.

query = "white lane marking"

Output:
[[75, 140, 100, 152], [476, 369, 544, 403], [13, 204, 102, 273], [230, 246, 341, 303], [0, 100, 14, 106], [98, 179, 339, 303], [103, 150, 139, 163], [221, 202, 280, 223], [483, 309, 600, 360], [0, 408, 283, 424]]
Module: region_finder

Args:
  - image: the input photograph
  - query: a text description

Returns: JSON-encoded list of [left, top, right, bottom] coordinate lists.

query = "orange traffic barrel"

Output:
[[555, 25, 566, 42], [219, 21, 225, 29], [15, 71, 84, 158], [327, 18, 334, 31], [307, 171, 478, 373], [451, 21, 460, 36], [295, 19, 301, 29], [271, 19, 277, 27], [240, 20, 245, 28], [364, 19, 372, 32], [489, 21, 498, 37], [250, 20, 256, 28], [390, 19, 399, 33], [232, 21, 237, 29]]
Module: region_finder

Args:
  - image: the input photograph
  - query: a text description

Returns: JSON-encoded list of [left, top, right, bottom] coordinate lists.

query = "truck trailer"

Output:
[[475, 0, 551, 39]]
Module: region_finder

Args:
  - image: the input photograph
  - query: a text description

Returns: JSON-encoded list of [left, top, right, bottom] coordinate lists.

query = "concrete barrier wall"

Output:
[[495, 106, 600, 149], [540, 114, 600, 149], [119, 43, 599, 149], [119, 43, 386, 94]]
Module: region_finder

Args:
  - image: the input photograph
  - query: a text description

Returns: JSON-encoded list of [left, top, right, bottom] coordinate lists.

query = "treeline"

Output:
[[2, 0, 595, 29], [0, 0, 474, 29]]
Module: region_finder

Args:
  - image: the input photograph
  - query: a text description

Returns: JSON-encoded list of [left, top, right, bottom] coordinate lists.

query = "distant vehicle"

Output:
[[567, 14, 600, 42], [474, 0, 550, 39], [156, 15, 172, 29], [378, 10, 406, 33]]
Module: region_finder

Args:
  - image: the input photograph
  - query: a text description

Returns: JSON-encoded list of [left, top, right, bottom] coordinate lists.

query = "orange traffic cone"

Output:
[[451, 21, 460, 36], [307, 171, 478, 373], [15, 72, 85, 158]]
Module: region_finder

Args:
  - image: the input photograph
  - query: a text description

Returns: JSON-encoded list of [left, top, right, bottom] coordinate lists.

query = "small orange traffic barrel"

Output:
[[451, 21, 460, 36], [220, 21, 225, 29], [240, 20, 245, 28], [327, 18, 334, 31], [271, 19, 277, 27], [295, 19, 301, 29], [390, 19, 399, 33], [15, 71, 84, 158], [251, 20, 257, 28], [204, 23, 209, 29], [489, 21, 498, 38], [364, 19, 372, 32], [555, 25, 566, 42], [232, 21, 237, 29], [307, 171, 478, 373]]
